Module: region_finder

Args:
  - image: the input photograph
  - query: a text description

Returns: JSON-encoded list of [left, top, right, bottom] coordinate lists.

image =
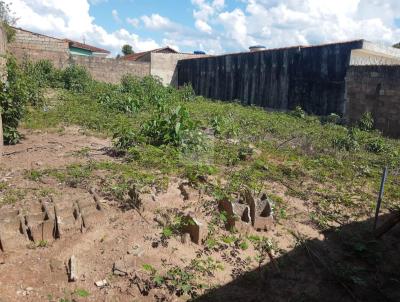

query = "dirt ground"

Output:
[[0, 127, 398, 302]]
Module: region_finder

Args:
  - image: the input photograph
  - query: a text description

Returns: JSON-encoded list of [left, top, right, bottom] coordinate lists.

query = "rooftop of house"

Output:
[[120, 46, 178, 61], [63, 39, 110, 54]]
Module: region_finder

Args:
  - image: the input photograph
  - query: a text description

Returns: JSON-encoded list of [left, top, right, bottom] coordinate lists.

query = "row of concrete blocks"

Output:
[[178, 191, 274, 246], [0, 194, 103, 253], [218, 190, 274, 233]]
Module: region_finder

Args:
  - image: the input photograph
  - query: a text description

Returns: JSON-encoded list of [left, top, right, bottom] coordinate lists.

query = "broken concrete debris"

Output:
[[68, 255, 78, 282], [113, 260, 130, 276], [95, 279, 108, 288], [127, 244, 144, 257], [181, 233, 191, 245], [0, 211, 30, 252], [182, 214, 206, 245], [219, 189, 274, 232]]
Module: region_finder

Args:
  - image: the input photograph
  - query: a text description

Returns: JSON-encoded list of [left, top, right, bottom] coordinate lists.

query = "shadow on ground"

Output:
[[194, 214, 400, 302]]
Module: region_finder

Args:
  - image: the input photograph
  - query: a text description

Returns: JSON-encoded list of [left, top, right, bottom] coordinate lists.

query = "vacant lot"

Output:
[[1, 61, 399, 301]]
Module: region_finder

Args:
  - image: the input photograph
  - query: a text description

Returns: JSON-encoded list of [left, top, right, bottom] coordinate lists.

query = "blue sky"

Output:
[[7, 0, 400, 56]]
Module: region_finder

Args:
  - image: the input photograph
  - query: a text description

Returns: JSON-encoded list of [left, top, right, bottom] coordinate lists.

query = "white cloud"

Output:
[[191, 0, 225, 33], [141, 14, 178, 31], [112, 9, 121, 23], [126, 17, 139, 28], [229, 0, 400, 49], [219, 8, 254, 49], [5, 0, 159, 54], [5, 0, 400, 56], [89, 0, 108, 4], [195, 19, 212, 34]]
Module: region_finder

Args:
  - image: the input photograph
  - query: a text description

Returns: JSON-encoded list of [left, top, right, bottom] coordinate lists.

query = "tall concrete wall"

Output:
[[9, 28, 151, 83], [151, 53, 205, 86], [178, 40, 365, 116], [345, 65, 400, 137]]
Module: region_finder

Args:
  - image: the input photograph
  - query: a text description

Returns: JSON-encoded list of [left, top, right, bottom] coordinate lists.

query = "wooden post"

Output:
[[374, 167, 388, 230]]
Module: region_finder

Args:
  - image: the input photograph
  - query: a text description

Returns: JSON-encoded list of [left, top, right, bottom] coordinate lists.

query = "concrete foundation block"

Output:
[[183, 215, 206, 245], [68, 255, 78, 282], [253, 216, 274, 231], [0, 219, 30, 252], [81, 207, 104, 229], [27, 218, 55, 242]]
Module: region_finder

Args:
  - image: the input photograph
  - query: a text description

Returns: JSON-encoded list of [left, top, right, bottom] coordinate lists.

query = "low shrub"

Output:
[[358, 112, 374, 131], [142, 105, 202, 148], [61, 65, 92, 92], [332, 128, 360, 152], [365, 137, 387, 154], [291, 106, 306, 119], [113, 128, 138, 151], [1, 56, 43, 144]]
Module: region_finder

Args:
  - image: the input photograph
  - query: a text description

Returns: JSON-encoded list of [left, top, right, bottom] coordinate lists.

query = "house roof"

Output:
[[121, 46, 178, 61], [64, 39, 110, 54]]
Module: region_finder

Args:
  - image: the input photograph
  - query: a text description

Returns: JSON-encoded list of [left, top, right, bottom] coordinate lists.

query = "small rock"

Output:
[[181, 233, 191, 244], [127, 245, 144, 257], [26, 287, 33, 292], [95, 279, 108, 288], [113, 261, 128, 276], [227, 138, 240, 145]]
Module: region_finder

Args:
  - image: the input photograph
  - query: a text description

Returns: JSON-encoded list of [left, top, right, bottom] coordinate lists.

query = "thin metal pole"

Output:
[[374, 166, 388, 230]]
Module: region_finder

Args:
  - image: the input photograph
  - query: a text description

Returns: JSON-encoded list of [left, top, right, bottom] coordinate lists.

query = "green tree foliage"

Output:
[[0, 58, 95, 144], [393, 42, 400, 49], [0, 57, 41, 144], [61, 65, 92, 92], [0, 0, 16, 42], [122, 44, 134, 56]]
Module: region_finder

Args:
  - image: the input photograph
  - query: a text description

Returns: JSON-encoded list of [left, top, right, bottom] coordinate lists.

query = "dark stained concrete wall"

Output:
[[178, 40, 364, 116]]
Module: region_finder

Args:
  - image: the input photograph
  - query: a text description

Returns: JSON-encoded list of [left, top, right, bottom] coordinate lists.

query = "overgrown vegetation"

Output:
[[1, 58, 93, 144], [3, 58, 399, 231]]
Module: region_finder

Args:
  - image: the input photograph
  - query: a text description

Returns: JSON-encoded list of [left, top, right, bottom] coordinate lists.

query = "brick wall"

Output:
[[345, 65, 400, 137], [69, 55, 150, 83], [9, 28, 69, 68], [0, 25, 7, 156], [9, 28, 151, 82]]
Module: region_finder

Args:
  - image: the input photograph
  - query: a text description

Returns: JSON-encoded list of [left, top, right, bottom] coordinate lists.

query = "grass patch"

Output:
[[17, 66, 400, 227]]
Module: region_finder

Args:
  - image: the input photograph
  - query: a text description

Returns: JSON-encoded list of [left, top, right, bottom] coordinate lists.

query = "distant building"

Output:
[[120, 46, 178, 62], [63, 39, 110, 57]]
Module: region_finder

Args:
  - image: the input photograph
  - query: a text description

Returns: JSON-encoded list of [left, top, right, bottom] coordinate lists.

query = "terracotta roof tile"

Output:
[[64, 39, 110, 54]]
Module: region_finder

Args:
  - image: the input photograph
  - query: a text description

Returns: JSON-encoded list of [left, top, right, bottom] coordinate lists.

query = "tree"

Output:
[[0, 0, 16, 42], [122, 44, 134, 56], [393, 42, 400, 49]]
